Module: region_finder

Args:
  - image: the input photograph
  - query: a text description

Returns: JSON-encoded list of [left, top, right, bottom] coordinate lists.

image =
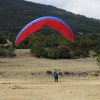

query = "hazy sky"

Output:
[[26, 0, 100, 19]]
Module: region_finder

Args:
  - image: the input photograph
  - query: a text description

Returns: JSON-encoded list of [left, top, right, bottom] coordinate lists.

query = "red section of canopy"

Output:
[[16, 19, 74, 46]]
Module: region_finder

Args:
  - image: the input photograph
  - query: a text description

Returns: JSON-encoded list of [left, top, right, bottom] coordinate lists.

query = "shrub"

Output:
[[46, 70, 52, 75], [30, 41, 47, 58], [0, 48, 6, 57], [7, 46, 15, 57], [94, 74, 99, 76], [59, 46, 71, 59], [97, 54, 100, 62], [58, 72, 63, 76], [47, 49, 59, 59]]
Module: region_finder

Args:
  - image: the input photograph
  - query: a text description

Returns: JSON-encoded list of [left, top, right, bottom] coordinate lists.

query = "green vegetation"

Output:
[[0, 48, 6, 57], [97, 54, 100, 62], [0, 0, 100, 36], [93, 74, 99, 76], [0, 0, 100, 59], [46, 70, 52, 75], [0, 46, 15, 57], [28, 32, 100, 59], [58, 72, 63, 76]]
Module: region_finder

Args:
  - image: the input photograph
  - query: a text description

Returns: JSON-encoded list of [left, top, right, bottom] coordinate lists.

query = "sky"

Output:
[[26, 0, 100, 19]]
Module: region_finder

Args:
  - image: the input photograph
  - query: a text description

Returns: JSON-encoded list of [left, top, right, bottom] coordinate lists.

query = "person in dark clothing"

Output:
[[54, 71, 58, 82]]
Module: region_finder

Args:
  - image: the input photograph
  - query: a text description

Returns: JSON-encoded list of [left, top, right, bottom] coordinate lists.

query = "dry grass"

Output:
[[0, 49, 100, 100]]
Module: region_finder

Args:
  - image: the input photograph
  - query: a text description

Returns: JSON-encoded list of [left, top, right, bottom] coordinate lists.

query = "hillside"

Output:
[[0, 0, 100, 36], [0, 0, 100, 59]]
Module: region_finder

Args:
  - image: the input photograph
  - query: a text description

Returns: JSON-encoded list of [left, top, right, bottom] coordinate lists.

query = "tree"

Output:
[[97, 54, 100, 62], [47, 48, 59, 59], [59, 46, 71, 59], [0, 48, 6, 57], [7, 46, 15, 57], [30, 41, 47, 58]]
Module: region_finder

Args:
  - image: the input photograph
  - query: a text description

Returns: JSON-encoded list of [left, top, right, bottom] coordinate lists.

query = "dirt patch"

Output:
[[15, 49, 33, 57]]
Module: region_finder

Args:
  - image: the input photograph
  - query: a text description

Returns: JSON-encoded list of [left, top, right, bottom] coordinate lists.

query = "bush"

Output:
[[97, 54, 100, 62], [58, 72, 63, 76], [46, 70, 52, 75], [7, 46, 15, 57], [0, 46, 15, 57], [94, 74, 99, 76], [0, 48, 6, 57], [47, 49, 59, 59], [30, 42, 47, 58], [0, 36, 7, 44], [59, 46, 71, 59]]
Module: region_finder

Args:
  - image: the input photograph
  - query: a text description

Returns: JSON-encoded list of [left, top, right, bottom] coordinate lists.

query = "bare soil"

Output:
[[0, 49, 100, 100]]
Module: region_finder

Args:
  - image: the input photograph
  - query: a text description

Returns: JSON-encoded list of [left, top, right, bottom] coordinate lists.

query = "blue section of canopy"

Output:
[[15, 16, 73, 45]]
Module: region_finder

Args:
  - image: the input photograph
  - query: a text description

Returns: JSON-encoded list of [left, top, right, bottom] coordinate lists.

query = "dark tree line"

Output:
[[15, 27, 100, 59]]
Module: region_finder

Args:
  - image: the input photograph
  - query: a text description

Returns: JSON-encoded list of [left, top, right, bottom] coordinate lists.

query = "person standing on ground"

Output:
[[54, 71, 58, 82]]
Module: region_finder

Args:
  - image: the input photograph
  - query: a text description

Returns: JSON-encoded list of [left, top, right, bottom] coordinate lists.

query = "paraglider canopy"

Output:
[[15, 16, 74, 46]]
